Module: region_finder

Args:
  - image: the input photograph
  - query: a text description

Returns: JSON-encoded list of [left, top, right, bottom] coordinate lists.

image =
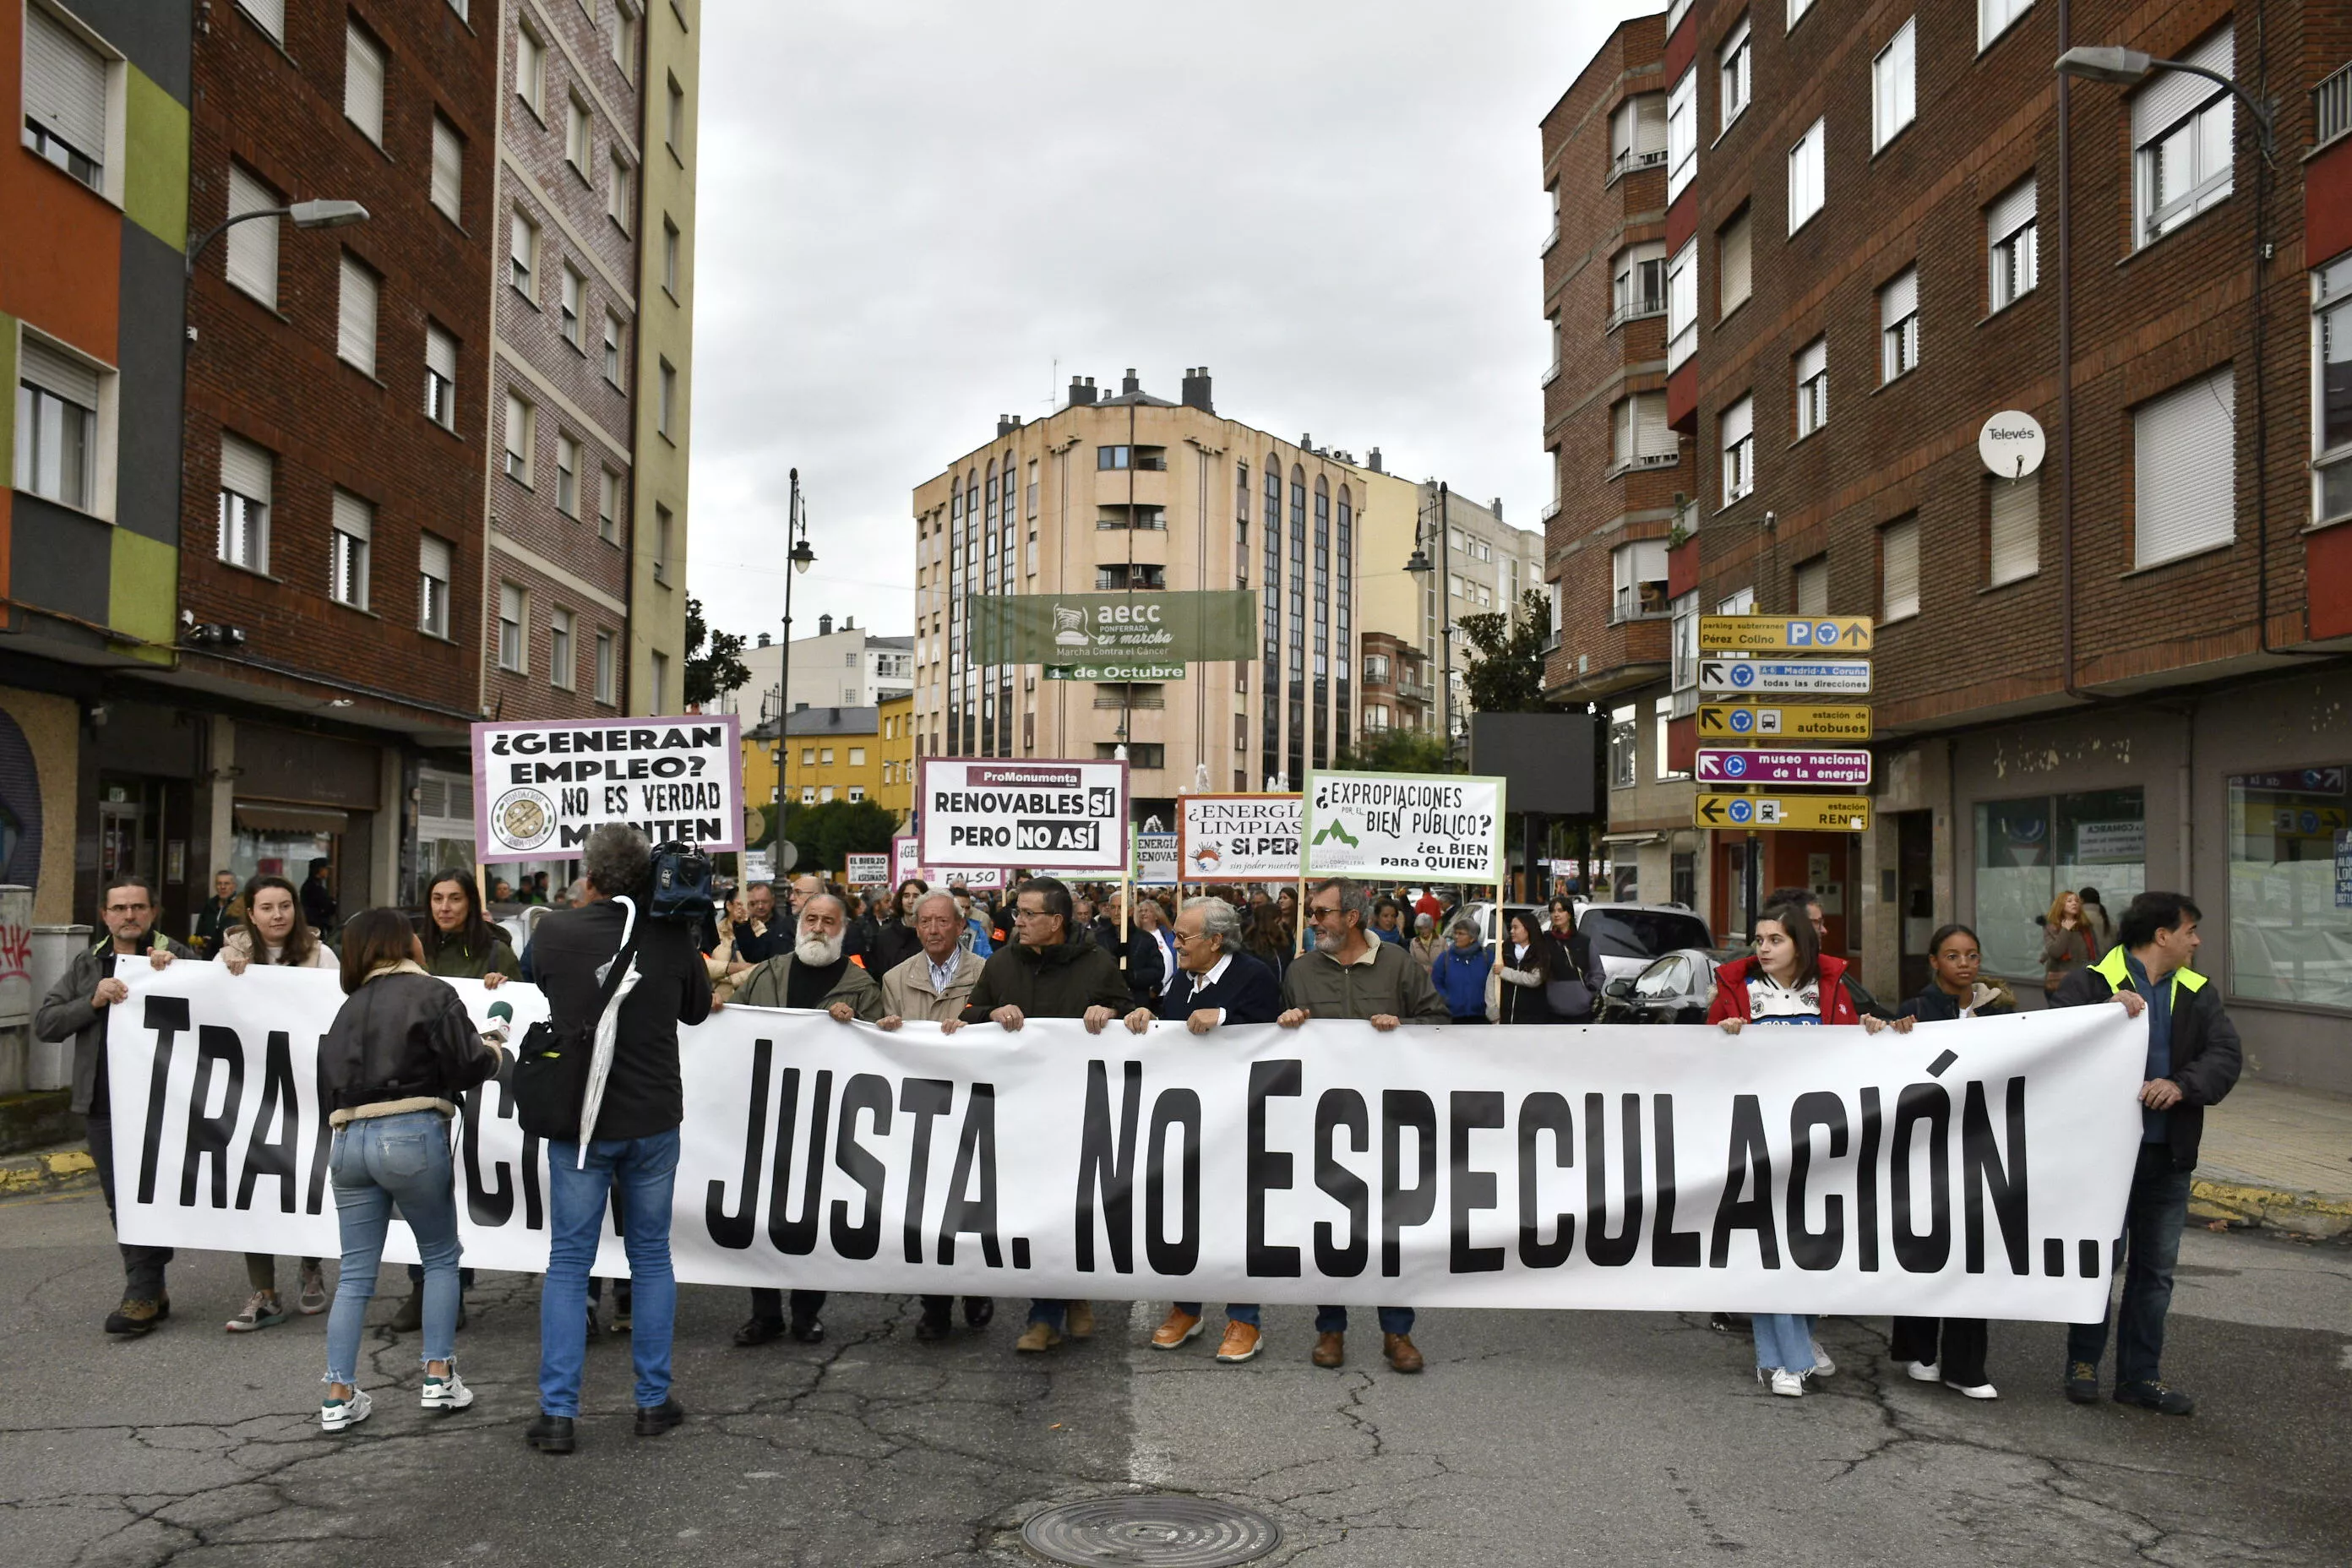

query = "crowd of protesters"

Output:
[[36, 840, 2234, 1446]]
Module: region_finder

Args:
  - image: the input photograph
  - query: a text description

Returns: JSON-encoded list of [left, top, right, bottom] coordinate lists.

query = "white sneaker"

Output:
[[1805, 1342, 1836, 1377], [319, 1386, 373, 1433], [1906, 1360, 1941, 1382], [1765, 1368, 1805, 1397], [421, 1366, 474, 1412], [1945, 1380, 1999, 1400]]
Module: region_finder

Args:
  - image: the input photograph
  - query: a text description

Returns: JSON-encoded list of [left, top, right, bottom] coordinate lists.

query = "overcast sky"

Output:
[[685, 0, 1650, 646]]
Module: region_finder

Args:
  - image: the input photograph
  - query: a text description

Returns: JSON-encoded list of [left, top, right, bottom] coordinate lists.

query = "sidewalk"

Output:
[[2192, 1079, 2352, 1239], [0, 1142, 95, 1201]]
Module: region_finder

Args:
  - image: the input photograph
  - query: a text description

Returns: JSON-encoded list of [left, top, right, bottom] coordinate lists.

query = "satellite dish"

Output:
[[1979, 411, 2046, 479]]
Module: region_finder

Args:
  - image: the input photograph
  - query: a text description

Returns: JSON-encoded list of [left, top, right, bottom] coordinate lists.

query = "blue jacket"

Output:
[[1430, 944, 1494, 1019], [1156, 951, 1282, 1025]]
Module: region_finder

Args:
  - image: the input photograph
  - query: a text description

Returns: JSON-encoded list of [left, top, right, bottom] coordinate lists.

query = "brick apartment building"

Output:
[[1546, 2, 2352, 1090]]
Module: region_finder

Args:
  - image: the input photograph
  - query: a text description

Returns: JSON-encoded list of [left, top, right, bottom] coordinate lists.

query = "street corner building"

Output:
[[0, 0, 705, 1097], [1540, 0, 2352, 1089]]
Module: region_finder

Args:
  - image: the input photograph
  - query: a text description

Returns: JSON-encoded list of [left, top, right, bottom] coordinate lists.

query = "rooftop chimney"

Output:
[[1121, 368, 1141, 395], [997, 413, 1022, 435], [842, 615, 856, 630], [1368, 447, 1384, 473], [1492, 498, 1504, 520], [1180, 366, 1215, 414], [818, 613, 834, 636], [757, 632, 771, 648], [1069, 375, 1097, 406], [1300, 433, 1312, 451]]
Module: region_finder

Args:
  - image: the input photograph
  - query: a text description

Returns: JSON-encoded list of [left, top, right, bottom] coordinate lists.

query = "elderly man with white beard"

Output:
[[724, 891, 885, 1348]]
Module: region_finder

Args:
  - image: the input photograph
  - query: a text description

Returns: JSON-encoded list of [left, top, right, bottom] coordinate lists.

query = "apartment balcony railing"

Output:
[[1093, 694, 1166, 710], [1539, 360, 1561, 389], [1608, 146, 1668, 184], [1607, 297, 1668, 332], [1605, 450, 1681, 480], [1396, 680, 1436, 705], [1539, 498, 1562, 522], [1666, 323, 1696, 373], [2319, 60, 2352, 147], [1540, 223, 1559, 255]]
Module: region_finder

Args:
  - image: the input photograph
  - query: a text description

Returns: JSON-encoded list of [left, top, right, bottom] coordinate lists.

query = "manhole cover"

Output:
[[1021, 1496, 1282, 1566]]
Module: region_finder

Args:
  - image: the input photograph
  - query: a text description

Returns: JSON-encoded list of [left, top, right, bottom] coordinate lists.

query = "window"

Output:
[[557, 433, 580, 516], [2133, 28, 2235, 249], [598, 468, 621, 542], [15, 335, 101, 511], [611, 2, 639, 78], [1880, 266, 1919, 382], [607, 151, 634, 231], [504, 392, 534, 483], [329, 489, 372, 609], [497, 583, 526, 672], [509, 211, 537, 300], [1880, 514, 1920, 620], [848, 747, 866, 766], [800, 787, 816, 805], [1612, 393, 1675, 469], [1666, 240, 1697, 370], [344, 24, 384, 145], [21, 3, 108, 193], [654, 504, 673, 582], [666, 74, 685, 155], [1610, 241, 1666, 325], [551, 608, 574, 689], [431, 115, 464, 221], [1978, 0, 2032, 51], [595, 630, 616, 703], [1718, 209, 1751, 315], [1096, 743, 1165, 769], [1096, 564, 1166, 591], [566, 95, 591, 173], [336, 252, 378, 376], [515, 24, 545, 117], [799, 746, 815, 766], [847, 786, 865, 803], [2318, 254, 2352, 524], [216, 433, 271, 572], [1989, 470, 2040, 585], [560, 264, 584, 347], [225, 164, 280, 307], [1609, 92, 1669, 178], [1609, 704, 1638, 788], [1873, 19, 1915, 151], [1720, 395, 1755, 504], [1365, 654, 1391, 683], [2134, 367, 2235, 568], [1794, 553, 1829, 615], [1718, 18, 1750, 134], [1667, 0, 1694, 31], [2227, 768, 2352, 1009], [1787, 0, 1811, 27], [820, 748, 836, 765], [1612, 539, 1669, 622], [1987, 177, 2039, 310], [423, 324, 459, 428], [1654, 696, 1684, 781], [1794, 336, 1828, 438], [1671, 591, 1701, 690], [1097, 444, 1130, 471], [418, 533, 452, 636], [1788, 117, 1826, 231], [603, 311, 624, 384], [1365, 705, 1391, 732], [1975, 789, 2144, 977], [658, 358, 677, 437], [662, 220, 680, 293], [1666, 68, 1696, 201]]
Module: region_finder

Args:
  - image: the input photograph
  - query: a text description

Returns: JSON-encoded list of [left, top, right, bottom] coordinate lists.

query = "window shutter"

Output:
[[1989, 471, 2039, 585], [1637, 395, 1675, 458], [225, 165, 280, 305], [242, 0, 285, 41], [1610, 100, 1632, 158], [505, 392, 530, 460], [1796, 336, 1827, 384], [1881, 266, 1918, 325], [420, 533, 452, 582], [1720, 395, 1754, 449], [2132, 26, 2232, 144], [431, 116, 464, 218], [427, 324, 458, 382], [220, 432, 274, 504], [1881, 517, 1920, 618], [344, 24, 385, 144], [500, 582, 524, 622], [23, 6, 106, 159], [337, 253, 378, 374], [2135, 368, 2235, 568], [332, 488, 373, 543], [1795, 558, 1829, 616], [1720, 213, 1751, 310], [19, 335, 101, 411], [1987, 177, 2037, 242], [1636, 94, 1668, 154]]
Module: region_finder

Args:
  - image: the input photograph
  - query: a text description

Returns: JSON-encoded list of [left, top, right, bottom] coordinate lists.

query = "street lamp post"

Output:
[[1402, 482, 1451, 749], [774, 467, 815, 878]]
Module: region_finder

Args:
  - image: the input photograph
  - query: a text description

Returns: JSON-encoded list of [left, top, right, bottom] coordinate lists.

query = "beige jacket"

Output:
[[879, 948, 984, 1022]]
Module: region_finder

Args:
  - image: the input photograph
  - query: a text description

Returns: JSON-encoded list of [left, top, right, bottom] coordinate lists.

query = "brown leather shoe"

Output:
[[1065, 1300, 1096, 1339], [1151, 1308, 1202, 1349], [1214, 1321, 1263, 1363], [1383, 1332, 1424, 1374], [1311, 1331, 1345, 1368]]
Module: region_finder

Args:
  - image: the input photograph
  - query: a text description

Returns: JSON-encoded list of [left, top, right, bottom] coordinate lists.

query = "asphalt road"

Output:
[[3, 1186, 2346, 1567]]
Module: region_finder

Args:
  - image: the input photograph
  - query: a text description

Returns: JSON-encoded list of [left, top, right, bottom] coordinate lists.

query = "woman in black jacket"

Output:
[[315, 908, 505, 1434], [1495, 911, 1578, 1024]]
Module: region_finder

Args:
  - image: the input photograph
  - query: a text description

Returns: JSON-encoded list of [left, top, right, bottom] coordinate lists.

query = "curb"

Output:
[[0, 1147, 98, 1200], [2190, 1178, 2352, 1240]]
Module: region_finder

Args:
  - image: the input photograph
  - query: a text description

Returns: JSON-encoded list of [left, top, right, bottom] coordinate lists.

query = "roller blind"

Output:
[[1636, 94, 1668, 154], [242, 0, 285, 41], [426, 323, 458, 381], [2135, 368, 2235, 568], [1881, 516, 1920, 619], [332, 488, 373, 543], [1796, 335, 1827, 384], [19, 335, 101, 411], [1987, 177, 2037, 242], [1881, 266, 1919, 324], [1720, 212, 1751, 312], [1636, 394, 1675, 458], [431, 115, 463, 219], [24, 4, 107, 160], [344, 24, 385, 144], [2132, 26, 2232, 144], [220, 432, 273, 504], [419, 533, 452, 582], [1989, 471, 2039, 585], [1794, 557, 1829, 616], [337, 253, 378, 374], [225, 164, 279, 305], [1720, 395, 1754, 448]]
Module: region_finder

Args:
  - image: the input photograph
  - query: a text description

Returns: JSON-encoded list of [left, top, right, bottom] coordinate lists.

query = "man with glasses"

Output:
[[1277, 876, 1448, 1374], [1125, 896, 1282, 1363], [959, 876, 1125, 1353], [35, 877, 197, 1334]]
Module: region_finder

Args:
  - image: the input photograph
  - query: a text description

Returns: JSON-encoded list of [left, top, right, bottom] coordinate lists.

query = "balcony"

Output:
[[1539, 360, 1561, 389], [1396, 680, 1436, 705], [1093, 694, 1167, 710], [1540, 223, 1559, 256], [1607, 297, 1668, 333], [1604, 451, 1681, 480], [2320, 61, 2352, 147], [1539, 498, 1562, 522], [1607, 147, 1667, 185]]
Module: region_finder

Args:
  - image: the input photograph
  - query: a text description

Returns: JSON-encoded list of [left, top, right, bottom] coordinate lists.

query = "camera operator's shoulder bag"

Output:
[[512, 903, 641, 1141]]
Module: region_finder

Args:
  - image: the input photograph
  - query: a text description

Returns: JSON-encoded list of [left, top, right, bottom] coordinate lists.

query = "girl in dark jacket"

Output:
[[315, 908, 505, 1433], [420, 868, 521, 983], [1495, 912, 1575, 1025]]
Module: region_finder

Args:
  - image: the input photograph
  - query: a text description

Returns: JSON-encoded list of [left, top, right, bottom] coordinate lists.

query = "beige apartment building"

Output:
[[910, 369, 1426, 822]]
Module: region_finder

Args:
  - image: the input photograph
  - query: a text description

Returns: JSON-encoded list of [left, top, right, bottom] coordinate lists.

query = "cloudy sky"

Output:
[[685, 0, 1650, 645]]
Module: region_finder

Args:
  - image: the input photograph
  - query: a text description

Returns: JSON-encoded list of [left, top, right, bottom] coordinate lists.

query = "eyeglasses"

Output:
[[1173, 928, 1215, 945], [1307, 902, 1343, 917], [1013, 906, 1054, 921]]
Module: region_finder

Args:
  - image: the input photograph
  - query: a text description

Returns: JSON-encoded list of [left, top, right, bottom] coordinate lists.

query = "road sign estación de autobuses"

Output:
[[1694, 615, 1875, 834]]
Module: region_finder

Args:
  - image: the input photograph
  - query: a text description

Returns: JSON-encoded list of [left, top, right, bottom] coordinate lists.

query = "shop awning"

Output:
[[235, 803, 350, 836], [1599, 831, 1664, 847]]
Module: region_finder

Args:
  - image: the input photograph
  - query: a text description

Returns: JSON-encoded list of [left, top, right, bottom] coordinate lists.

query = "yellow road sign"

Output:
[[1698, 614, 1875, 654], [1695, 793, 1871, 832], [1696, 703, 1875, 742]]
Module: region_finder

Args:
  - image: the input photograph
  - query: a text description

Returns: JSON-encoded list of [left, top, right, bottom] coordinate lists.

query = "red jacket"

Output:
[[1706, 954, 1861, 1025]]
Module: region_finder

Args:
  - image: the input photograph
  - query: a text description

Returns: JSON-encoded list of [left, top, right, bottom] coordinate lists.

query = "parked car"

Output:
[[1598, 947, 1734, 1024], [1576, 903, 1715, 988]]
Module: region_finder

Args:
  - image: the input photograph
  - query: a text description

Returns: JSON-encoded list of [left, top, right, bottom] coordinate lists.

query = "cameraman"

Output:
[[522, 826, 712, 1455]]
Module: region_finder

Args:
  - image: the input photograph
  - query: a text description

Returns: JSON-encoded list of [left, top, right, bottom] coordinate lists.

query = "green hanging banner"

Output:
[[967, 591, 1258, 667]]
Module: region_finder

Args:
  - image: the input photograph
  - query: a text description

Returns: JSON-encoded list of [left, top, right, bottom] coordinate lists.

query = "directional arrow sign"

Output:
[[1696, 703, 1874, 741], [1697, 614, 1875, 653], [1694, 793, 1871, 832], [1697, 658, 1872, 696], [1696, 748, 1873, 787]]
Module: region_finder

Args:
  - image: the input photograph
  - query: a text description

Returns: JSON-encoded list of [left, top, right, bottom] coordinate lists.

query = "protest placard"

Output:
[[1178, 793, 1302, 882], [1302, 770, 1506, 883], [471, 716, 742, 863], [845, 852, 891, 886], [917, 759, 1128, 872]]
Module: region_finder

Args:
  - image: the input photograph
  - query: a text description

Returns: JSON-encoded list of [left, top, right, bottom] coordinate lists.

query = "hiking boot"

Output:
[[1382, 1332, 1424, 1374], [1015, 1321, 1062, 1353], [1064, 1300, 1095, 1339], [1150, 1309, 1202, 1349], [2065, 1361, 2101, 1404], [1214, 1321, 1263, 1364], [224, 1292, 287, 1333], [634, 1396, 686, 1436], [106, 1296, 168, 1336], [525, 1413, 576, 1454], [2114, 1380, 2195, 1416], [1311, 1331, 1345, 1369]]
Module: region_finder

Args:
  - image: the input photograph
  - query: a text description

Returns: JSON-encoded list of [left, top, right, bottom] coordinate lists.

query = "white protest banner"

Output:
[[1135, 831, 1178, 886], [917, 759, 1127, 872], [112, 962, 2145, 1319], [1304, 770, 1506, 883], [846, 853, 891, 886], [892, 834, 1002, 890], [472, 716, 743, 863], [1179, 793, 1302, 882]]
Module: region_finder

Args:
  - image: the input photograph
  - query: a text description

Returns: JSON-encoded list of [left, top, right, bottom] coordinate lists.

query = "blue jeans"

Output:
[[1750, 1313, 1819, 1374], [1173, 1302, 1261, 1326], [1315, 1305, 1413, 1335], [2066, 1141, 2194, 1386], [326, 1112, 462, 1386], [539, 1128, 680, 1416]]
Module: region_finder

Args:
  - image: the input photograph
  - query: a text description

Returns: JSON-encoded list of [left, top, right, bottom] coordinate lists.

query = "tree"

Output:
[[1456, 588, 1554, 715], [779, 798, 896, 875], [683, 596, 751, 710], [1333, 727, 1458, 774]]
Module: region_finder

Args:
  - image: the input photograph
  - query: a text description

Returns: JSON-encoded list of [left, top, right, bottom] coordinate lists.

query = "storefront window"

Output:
[[1975, 788, 2147, 976], [2228, 768, 2352, 1010]]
